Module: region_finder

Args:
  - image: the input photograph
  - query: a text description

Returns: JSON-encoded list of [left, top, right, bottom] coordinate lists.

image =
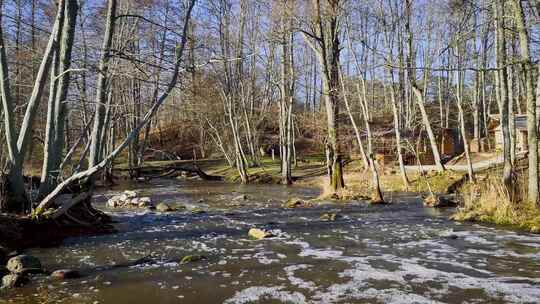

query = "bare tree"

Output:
[[302, 0, 345, 193]]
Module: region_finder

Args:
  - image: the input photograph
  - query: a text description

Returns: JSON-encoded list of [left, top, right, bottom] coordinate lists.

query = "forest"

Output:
[[1, 0, 540, 303]]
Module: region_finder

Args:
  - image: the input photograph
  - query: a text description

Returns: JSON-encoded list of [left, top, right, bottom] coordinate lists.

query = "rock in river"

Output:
[[423, 194, 458, 208], [123, 190, 138, 199], [156, 203, 173, 212], [180, 255, 207, 264], [248, 228, 274, 240], [233, 194, 250, 201], [320, 213, 339, 221], [107, 191, 153, 209], [6, 255, 42, 274], [50, 269, 81, 280], [1, 274, 29, 289], [137, 197, 153, 208], [282, 198, 312, 209]]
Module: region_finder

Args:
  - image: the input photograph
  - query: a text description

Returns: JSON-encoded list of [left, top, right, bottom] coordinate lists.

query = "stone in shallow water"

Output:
[[282, 198, 312, 209], [124, 190, 138, 199], [156, 203, 173, 212], [137, 197, 153, 208], [320, 213, 339, 221], [6, 255, 42, 274], [106, 197, 119, 208], [1, 274, 29, 289], [50, 269, 81, 280], [531, 226, 540, 234], [423, 194, 458, 208], [191, 208, 206, 214], [439, 229, 459, 240], [233, 194, 249, 201], [180, 255, 207, 264], [248, 228, 274, 240], [106, 190, 151, 208]]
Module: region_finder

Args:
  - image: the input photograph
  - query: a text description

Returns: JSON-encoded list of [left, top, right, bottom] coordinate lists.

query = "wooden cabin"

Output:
[[440, 128, 463, 157], [489, 114, 529, 152]]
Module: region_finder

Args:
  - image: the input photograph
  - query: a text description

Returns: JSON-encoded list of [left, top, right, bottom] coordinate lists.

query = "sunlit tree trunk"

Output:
[[0, 0, 66, 212], [39, 0, 78, 197], [88, 0, 116, 189], [303, 0, 345, 193], [494, 0, 514, 194], [512, 0, 538, 205]]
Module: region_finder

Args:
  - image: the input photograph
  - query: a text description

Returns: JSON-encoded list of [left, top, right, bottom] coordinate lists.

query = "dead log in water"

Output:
[[116, 162, 224, 181]]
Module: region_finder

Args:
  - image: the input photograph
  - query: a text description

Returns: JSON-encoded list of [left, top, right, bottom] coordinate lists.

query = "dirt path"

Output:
[[405, 153, 525, 173]]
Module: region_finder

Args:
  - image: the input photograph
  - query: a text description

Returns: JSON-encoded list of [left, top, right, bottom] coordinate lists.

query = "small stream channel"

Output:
[[2, 179, 540, 303]]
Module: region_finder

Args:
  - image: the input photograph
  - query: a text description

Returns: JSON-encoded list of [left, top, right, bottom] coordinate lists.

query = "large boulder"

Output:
[[1, 274, 29, 289], [6, 255, 42, 274]]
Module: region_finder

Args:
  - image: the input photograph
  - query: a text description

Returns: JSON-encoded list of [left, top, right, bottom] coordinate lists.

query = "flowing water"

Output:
[[2, 179, 540, 304]]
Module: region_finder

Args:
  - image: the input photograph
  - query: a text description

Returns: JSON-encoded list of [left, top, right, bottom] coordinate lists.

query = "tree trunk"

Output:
[[494, 0, 514, 194], [0, 0, 66, 212], [512, 0, 538, 205], [411, 84, 445, 172], [455, 46, 475, 183], [89, 0, 117, 170], [39, 0, 78, 197]]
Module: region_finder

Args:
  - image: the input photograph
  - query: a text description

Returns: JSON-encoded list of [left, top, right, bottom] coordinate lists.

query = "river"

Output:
[[2, 179, 540, 303]]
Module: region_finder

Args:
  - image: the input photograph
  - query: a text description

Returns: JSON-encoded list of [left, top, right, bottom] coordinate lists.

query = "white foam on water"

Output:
[[286, 240, 343, 259], [272, 234, 540, 303], [254, 251, 279, 265], [310, 252, 540, 303], [224, 286, 307, 304], [190, 240, 221, 253], [284, 264, 317, 291], [466, 247, 540, 259]]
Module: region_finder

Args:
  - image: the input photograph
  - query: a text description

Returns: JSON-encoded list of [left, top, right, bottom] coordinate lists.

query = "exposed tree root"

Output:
[[1, 199, 114, 250]]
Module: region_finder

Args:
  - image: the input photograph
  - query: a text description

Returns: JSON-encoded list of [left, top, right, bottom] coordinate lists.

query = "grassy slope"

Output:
[[452, 170, 540, 234]]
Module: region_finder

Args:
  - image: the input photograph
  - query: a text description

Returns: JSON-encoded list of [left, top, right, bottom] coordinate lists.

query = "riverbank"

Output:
[[0, 207, 115, 251], [120, 157, 466, 196], [452, 169, 540, 234]]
